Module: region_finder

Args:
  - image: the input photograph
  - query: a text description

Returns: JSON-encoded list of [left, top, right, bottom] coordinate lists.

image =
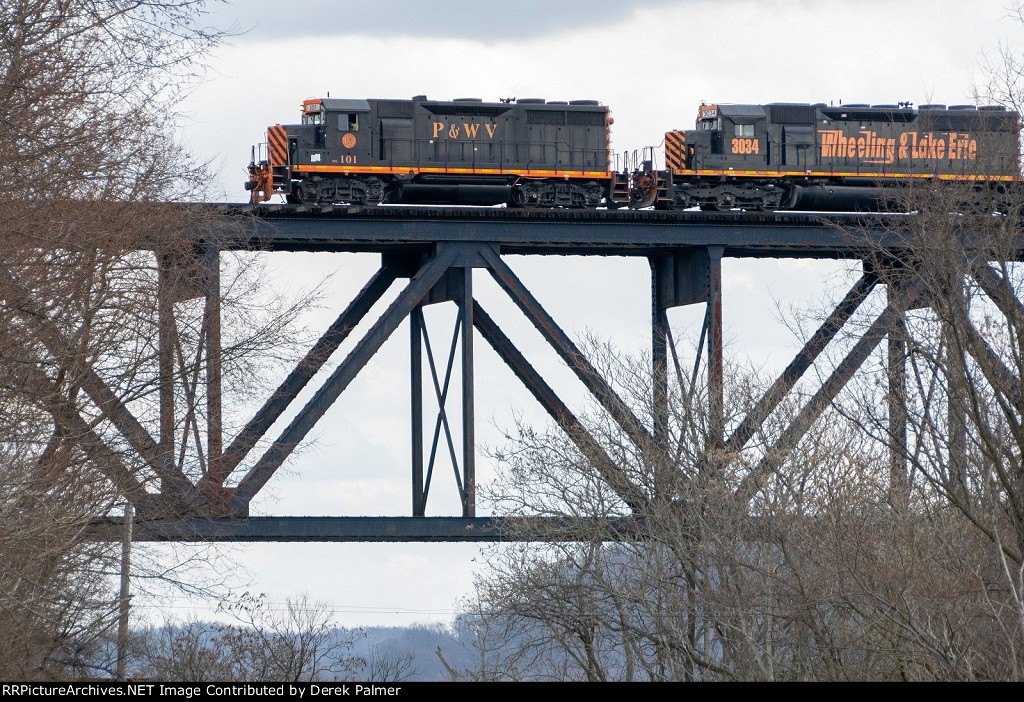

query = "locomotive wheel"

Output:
[[510, 182, 543, 208], [352, 177, 386, 206], [579, 181, 604, 210], [295, 179, 321, 205], [702, 193, 736, 212], [700, 201, 731, 212]]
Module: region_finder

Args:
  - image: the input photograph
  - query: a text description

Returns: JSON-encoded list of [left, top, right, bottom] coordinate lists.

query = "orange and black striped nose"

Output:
[[267, 125, 288, 166], [665, 131, 687, 173]]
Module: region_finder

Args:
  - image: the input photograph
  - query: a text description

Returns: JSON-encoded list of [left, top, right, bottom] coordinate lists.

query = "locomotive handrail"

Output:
[[372, 136, 609, 175]]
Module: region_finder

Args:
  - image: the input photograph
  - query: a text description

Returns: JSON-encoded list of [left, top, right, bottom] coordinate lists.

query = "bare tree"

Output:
[[815, 174, 1024, 679], [365, 643, 417, 683], [0, 1, 321, 679], [462, 306, 1024, 681], [136, 593, 365, 681], [462, 13, 1024, 679]]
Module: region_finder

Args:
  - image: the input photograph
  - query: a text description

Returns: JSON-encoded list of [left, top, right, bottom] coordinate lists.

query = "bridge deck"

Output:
[[213, 204, 912, 258]]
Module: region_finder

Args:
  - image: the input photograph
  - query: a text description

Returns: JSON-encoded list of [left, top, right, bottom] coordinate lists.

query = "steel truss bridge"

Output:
[[81, 205, 1021, 542]]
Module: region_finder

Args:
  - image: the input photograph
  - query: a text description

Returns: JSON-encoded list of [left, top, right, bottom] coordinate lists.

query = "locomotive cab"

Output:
[[671, 104, 769, 172], [245, 98, 380, 205], [699, 104, 767, 166], [296, 99, 372, 167], [635, 103, 781, 211], [289, 98, 379, 204]]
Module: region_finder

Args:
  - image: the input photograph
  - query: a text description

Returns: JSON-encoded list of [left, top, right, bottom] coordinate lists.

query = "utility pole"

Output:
[[116, 501, 133, 680]]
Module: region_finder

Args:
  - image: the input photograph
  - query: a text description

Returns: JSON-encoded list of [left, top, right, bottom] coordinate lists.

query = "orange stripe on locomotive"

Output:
[[267, 125, 288, 166], [665, 131, 688, 173]]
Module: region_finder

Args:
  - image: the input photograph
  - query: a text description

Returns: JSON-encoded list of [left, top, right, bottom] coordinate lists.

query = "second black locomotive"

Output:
[[635, 101, 1020, 211]]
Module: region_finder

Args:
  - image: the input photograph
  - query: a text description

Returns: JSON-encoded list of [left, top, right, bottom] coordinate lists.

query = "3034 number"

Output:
[[731, 138, 759, 155]]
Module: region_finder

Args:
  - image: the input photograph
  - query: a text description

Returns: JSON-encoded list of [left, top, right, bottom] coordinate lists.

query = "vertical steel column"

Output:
[[887, 309, 908, 500], [707, 246, 725, 449], [411, 306, 425, 517], [738, 301, 906, 501], [650, 257, 670, 497], [461, 268, 475, 518], [651, 258, 669, 449], [157, 254, 176, 488], [204, 245, 224, 483]]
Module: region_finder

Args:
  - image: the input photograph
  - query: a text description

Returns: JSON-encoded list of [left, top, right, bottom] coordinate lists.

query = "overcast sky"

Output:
[[204, 0, 684, 41], [152, 0, 1023, 629]]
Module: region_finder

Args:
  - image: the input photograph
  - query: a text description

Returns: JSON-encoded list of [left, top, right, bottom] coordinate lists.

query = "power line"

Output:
[[130, 597, 458, 617]]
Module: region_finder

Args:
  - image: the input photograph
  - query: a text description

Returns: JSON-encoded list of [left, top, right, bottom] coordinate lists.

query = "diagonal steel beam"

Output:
[[961, 318, 1023, 401], [421, 310, 463, 507], [737, 300, 905, 503], [480, 247, 655, 450], [19, 360, 153, 506], [210, 265, 399, 485], [0, 270, 201, 503], [944, 264, 1022, 413], [473, 300, 648, 512], [231, 248, 459, 510], [971, 263, 1024, 341], [727, 272, 878, 452], [173, 319, 208, 476]]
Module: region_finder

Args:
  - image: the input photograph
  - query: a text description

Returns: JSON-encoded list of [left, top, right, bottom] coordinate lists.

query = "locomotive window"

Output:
[[345, 113, 359, 131], [302, 113, 323, 125], [734, 124, 755, 137], [699, 118, 722, 131]]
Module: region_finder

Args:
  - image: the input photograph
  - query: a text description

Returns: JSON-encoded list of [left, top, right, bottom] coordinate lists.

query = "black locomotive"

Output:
[[637, 101, 1021, 211], [246, 96, 1021, 211], [246, 95, 613, 208]]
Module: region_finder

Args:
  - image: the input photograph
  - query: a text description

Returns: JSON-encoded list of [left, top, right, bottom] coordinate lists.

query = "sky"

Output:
[[144, 0, 1023, 629]]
